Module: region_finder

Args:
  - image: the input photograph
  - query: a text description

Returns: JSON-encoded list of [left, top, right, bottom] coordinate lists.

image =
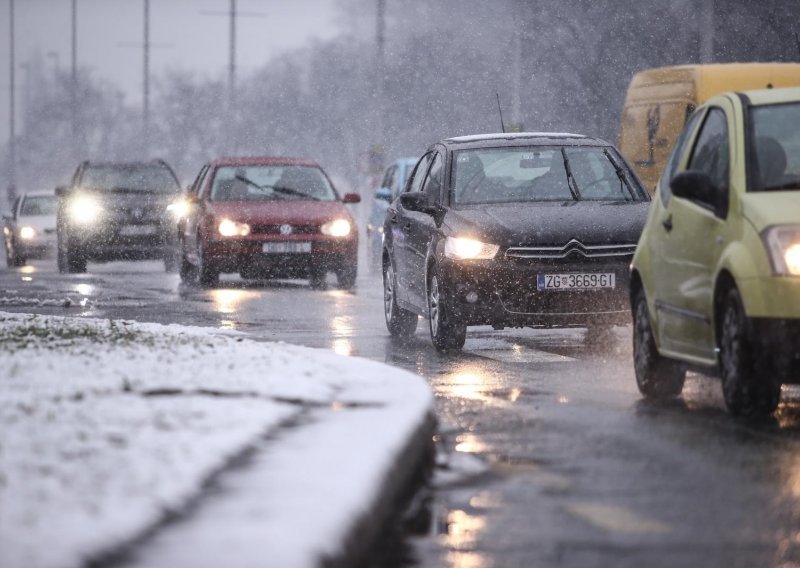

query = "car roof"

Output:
[[440, 132, 609, 150], [209, 156, 321, 168], [21, 190, 57, 198], [83, 160, 172, 168], [739, 86, 800, 106]]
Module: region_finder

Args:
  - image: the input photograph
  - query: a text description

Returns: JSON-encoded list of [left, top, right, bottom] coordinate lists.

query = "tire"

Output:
[[57, 231, 87, 273], [428, 266, 466, 351], [632, 288, 685, 399], [719, 287, 780, 416], [179, 251, 193, 283], [383, 261, 418, 338], [195, 239, 218, 287], [309, 266, 327, 289], [7, 241, 25, 267], [336, 265, 357, 289]]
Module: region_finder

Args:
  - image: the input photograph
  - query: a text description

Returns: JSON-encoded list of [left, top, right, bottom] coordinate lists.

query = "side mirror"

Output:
[[670, 171, 715, 204], [375, 187, 392, 202], [1, 212, 11, 222], [399, 191, 434, 214], [55, 185, 70, 197], [343, 192, 361, 204]]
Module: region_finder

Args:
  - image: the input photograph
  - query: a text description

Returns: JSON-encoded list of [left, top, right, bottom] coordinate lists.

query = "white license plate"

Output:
[[262, 241, 311, 254], [537, 272, 615, 290], [119, 225, 157, 236]]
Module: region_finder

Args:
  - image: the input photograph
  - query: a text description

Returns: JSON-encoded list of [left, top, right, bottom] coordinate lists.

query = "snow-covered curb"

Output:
[[0, 312, 434, 568]]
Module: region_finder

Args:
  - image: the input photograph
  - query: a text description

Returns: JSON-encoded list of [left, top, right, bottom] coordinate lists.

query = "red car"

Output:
[[178, 157, 360, 288]]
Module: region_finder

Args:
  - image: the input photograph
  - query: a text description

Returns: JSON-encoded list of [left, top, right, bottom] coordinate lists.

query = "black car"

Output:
[[382, 132, 650, 350], [56, 160, 184, 273]]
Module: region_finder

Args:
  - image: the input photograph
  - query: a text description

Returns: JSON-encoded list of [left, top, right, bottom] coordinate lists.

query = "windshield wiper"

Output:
[[234, 175, 320, 201], [560, 148, 582, 201], [603, 148, 636, 201]]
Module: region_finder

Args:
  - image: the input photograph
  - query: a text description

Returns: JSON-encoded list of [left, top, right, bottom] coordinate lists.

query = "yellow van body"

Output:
[[618, 63, 800, 193]]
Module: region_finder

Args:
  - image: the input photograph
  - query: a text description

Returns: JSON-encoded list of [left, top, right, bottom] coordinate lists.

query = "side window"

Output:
[[407, 153, 433, 194], [687, 107, 730, 209], [421, 153, 443, 204], [660, 110, 704, 205], [381, 166, 395, 190]]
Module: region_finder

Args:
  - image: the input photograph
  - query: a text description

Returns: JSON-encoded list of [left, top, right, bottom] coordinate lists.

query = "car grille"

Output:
[[505, 239, 637, 260], [249, 224, 319, 236]]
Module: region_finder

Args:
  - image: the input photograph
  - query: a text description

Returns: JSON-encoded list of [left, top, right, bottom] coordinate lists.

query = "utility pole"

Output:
[[229, 0, 236, 110], [20, 62, 30, 135], [144, 0, 150, 151], [71, 0, 78, 143], [8, 0, 16, 205], [375, 0, 385, 148]]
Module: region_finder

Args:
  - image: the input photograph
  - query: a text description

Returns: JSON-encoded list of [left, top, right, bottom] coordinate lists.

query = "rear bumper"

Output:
[[439, 255, 632, 327]]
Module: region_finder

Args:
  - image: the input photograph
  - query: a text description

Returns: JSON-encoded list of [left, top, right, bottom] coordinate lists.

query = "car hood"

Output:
[[741, 192, 800, 232], [443, 201, 650, 246], [208, 200, 353, 225]]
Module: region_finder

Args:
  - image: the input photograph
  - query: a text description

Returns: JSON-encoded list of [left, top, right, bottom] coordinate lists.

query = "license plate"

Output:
[[262, 241, 311, 254], [537, 272, 615, 290], [119, 225, 157, 236]]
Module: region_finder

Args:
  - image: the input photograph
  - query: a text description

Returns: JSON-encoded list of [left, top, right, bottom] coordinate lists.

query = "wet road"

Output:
[[4, 257, 800, 567]]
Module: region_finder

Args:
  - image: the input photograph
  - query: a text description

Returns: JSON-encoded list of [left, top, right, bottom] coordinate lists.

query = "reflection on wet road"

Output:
[[4, 259, 800, 567]]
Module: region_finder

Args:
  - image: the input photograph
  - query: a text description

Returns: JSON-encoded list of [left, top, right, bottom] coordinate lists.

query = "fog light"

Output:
[[465, 291, 479, 303]]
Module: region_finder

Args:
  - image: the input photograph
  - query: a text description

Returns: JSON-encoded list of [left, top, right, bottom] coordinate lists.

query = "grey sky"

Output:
[[0, 0, 343, 143]]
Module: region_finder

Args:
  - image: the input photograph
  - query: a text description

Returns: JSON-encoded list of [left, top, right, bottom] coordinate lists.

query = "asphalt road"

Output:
[[3, 255, 800, 568]]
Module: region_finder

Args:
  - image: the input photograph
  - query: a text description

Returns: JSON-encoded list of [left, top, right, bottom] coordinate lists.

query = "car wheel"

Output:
[[383, 261, 418, 338], [632, 288, 685, 399], [7, 240, 25, 267], [309, 266, 327, 289], [179, 250, 194, 283], [196, 239, 219, 287], [719, 287, 780, 416], [428, 266, 466, 351], [60, 237, 87, 274], [336, 265, 357, 290]]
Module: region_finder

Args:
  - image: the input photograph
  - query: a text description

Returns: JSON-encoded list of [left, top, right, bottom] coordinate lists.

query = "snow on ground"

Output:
[[0, 311, 433, 568]]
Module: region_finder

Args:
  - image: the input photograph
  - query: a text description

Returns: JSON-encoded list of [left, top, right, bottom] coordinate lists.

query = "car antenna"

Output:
[[495, 92, 507, 133]]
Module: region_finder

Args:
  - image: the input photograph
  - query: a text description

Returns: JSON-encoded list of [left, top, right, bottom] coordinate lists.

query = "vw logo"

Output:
[[279, 224, 293, 235]]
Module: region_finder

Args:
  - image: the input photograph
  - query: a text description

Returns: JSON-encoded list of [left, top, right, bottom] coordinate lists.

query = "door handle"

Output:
[[389, 213, 398, 224], [402, 222, 412, 233], [662, 215, 673, 232]]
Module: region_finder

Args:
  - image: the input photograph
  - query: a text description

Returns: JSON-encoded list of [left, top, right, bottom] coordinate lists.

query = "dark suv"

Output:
[[56, 160, 183, 273]]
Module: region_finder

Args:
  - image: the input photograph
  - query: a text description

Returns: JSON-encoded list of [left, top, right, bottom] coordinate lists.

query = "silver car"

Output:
[[3, 191, 58, 267]]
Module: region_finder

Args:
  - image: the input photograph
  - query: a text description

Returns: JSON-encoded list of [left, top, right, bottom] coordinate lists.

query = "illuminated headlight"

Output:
[[166, 198, 189, 219], [19, 226, 36, 240], [763, 225, 800, 276], [68, 196, 103, 224], [444, 236, 499, 260], [218, 218, 250, 237], [321, 219, 351, 237]]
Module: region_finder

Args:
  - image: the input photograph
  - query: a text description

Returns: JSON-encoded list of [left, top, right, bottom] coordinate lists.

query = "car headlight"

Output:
[[19, 226, 36, 240], [444, 236, 499, 260], [321, 219, 351, 237], [218, 218, 250, 237], [763, 225, 800, 276], [166, 198, 189, 219], [68, 195, 103, 224]]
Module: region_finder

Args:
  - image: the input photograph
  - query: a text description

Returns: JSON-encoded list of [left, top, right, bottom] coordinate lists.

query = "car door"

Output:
[[390, 153, 433, 305], [406, 151, 444, 309], [183, 164, 210, 259], [654, 106, 732, 361]]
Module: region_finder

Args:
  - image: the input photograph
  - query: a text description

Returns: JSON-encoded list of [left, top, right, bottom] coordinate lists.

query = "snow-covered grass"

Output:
[[0, 312, 433, 568]]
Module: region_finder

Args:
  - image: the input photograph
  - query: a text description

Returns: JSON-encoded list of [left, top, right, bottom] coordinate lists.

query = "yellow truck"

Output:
[[618, 63, 800, 193]]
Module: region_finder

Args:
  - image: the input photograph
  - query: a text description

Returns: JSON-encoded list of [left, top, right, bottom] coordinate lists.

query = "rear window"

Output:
[[751, 102, 800, 192], [21, 195, 57, 216], [80, 165, 180, 193]]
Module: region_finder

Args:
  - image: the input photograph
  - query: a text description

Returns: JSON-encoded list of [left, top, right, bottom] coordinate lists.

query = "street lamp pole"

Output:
[[71, 0, 78, 142], [8, 0, 16, 205], [144, 0, 150, 151], [229, 0, 236, 110]]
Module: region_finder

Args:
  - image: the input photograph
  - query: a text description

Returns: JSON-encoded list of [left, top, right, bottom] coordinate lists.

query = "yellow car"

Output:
[[630, 87, 800, 416]]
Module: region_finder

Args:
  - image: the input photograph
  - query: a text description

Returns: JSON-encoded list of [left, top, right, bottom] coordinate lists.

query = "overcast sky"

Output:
[[0, 0, 343, 143]]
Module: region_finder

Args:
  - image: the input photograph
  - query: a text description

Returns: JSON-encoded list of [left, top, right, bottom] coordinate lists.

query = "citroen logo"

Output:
[[279, 224, 293, 235]]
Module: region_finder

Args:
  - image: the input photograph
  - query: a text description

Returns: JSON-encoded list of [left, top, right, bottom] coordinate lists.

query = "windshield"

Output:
[[80, 165, 180, 193], [210, 165, 336, 201], [452, 146, 643, 205], [751, 102, 800, 192], [20, 195, 57, 216]]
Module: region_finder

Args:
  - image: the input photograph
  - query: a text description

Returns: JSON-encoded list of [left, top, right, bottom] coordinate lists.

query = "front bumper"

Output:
[[439, 254, 632, 327], [739, 275, 800, 319], [16, 234, 56, 258], [204, 235, 357, 276], [69, 221, 177, 261]]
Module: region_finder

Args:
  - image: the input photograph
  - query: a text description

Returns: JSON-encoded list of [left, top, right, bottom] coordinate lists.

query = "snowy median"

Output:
[[0, 311, 434, 568]]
